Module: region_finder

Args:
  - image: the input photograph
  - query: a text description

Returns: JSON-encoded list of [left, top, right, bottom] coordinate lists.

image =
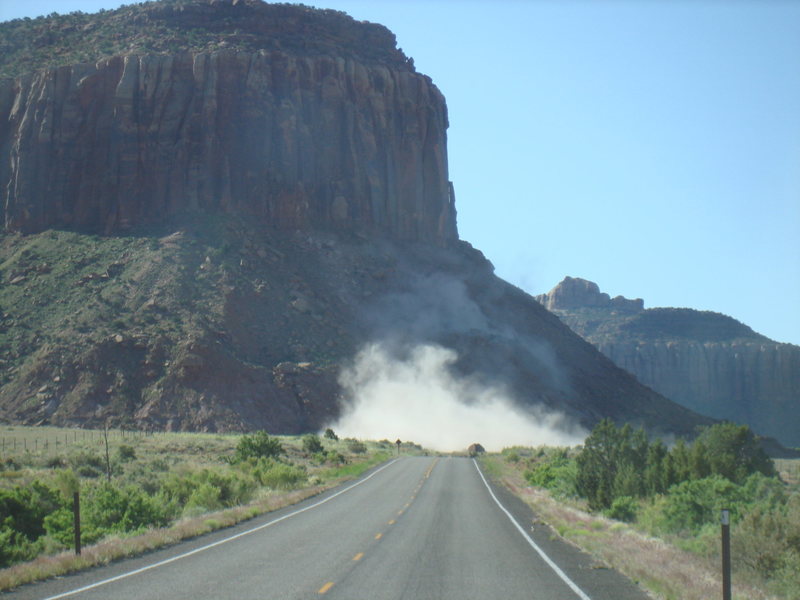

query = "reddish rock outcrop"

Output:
[[0, 47, 456, 242]]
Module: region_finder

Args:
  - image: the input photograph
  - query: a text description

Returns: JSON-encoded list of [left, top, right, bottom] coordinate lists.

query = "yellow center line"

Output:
[[375, 533, 383, 540], [397, 509, 404, 516], [318, 582, 335, 594], [353, 552, 364, 561], [423, 457, 440, 479], [388, 519, 396, 525]]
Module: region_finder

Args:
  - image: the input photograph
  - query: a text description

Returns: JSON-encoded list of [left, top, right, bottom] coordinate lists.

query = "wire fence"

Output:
[[0, 428, 158, 457]]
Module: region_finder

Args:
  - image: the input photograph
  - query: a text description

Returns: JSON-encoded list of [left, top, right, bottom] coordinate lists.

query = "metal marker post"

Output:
[[721, 509, 731, 600], [73, 492, 81, 556]]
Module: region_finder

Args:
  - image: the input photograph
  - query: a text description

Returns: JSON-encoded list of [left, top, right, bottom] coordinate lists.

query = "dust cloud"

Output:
[[329, 342, 587, 452]]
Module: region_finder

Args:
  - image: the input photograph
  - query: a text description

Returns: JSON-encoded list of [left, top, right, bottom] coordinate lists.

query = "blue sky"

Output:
[[2, 0, 799, 345]]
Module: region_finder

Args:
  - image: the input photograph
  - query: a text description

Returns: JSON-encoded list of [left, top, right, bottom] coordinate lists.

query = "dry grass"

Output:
[[483, 455, 778, 600]]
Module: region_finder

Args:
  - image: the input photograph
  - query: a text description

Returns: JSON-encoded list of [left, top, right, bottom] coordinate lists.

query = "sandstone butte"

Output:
[[0, 0, 723, 439], [0, 1, 456, 243]]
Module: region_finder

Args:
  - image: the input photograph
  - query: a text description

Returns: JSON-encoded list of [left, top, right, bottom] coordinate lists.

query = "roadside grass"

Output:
[[0, 426, 391, 592], [317, 451, 392, 481], [481, 454, 776, 600]]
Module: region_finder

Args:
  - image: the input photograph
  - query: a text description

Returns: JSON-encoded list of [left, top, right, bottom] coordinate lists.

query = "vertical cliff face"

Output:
[[595, 339, 800, 447], [0, 5, 456, 243], [539, 277, 800, 447]]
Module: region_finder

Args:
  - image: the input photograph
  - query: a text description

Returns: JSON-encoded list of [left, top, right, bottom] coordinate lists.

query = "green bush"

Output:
[[324, 428, 338, 441], [159, 468, 257, 514], [69, 451, 106, 479], [732, 488, 800, 587], [694, 423, 776, 483], [43, 481, 170, 545], [116, 444, 137, 462], [0, 481, 61, 543], [575, 420, 778, 511], [605, 496, 638, 523], [186, 482, 223, 512], [232, 431, 283, 462], [2, 457, 21, 471], [249, 459, 306, 490], [326, 451, 347, 465], [346, 439, 367, 454], [45, 456, 67, 469], [524, 449, 578, 497], [302, 434, 324, 455], [657, 475, 746, 535], [82, 482, 171, 541], [76, 464, 103, 478], [0, 526, 42, 568], [525, 462, 557, 488], [42, 507, 77, 547]]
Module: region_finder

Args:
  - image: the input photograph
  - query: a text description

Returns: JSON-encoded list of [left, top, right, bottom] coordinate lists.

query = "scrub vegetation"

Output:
[[490, 421, 800, 600], [0, 425, 391, 590]]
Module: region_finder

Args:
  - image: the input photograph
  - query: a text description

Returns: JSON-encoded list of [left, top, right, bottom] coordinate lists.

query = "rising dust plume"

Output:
[[329, 343, 586, 452]]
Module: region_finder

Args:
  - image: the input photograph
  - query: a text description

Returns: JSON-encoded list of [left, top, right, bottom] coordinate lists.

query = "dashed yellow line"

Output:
[[316, 460, 443, 598], [423, 458, 439, 479]]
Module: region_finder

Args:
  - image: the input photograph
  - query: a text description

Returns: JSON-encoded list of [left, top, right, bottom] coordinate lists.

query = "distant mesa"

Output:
[[541, 277, 800, 448]]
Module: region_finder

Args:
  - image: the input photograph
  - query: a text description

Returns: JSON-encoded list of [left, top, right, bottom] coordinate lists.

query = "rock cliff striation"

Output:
[[0, 1, 456, 243], [539, 277, 800, 447]]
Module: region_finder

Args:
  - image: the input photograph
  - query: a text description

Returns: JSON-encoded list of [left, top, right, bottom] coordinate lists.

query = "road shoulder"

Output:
[[475, 458, 652, 600]]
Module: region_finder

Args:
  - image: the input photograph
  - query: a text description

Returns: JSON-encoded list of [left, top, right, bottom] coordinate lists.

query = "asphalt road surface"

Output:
[[6, 457, 650, 600]]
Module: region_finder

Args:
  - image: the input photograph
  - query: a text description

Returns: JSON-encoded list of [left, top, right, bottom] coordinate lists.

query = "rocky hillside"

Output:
[[0, 219, 710, 435], [538, 277, 800, 447], [0, 1, 712, 437]]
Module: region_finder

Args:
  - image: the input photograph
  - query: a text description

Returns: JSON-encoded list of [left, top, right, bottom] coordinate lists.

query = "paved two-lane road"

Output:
[[7, 457, 649, 600]]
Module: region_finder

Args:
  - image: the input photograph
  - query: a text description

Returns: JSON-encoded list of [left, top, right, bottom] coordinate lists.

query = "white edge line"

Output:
[[472, 458, 592, 600], [42, 458, 400, 600]]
